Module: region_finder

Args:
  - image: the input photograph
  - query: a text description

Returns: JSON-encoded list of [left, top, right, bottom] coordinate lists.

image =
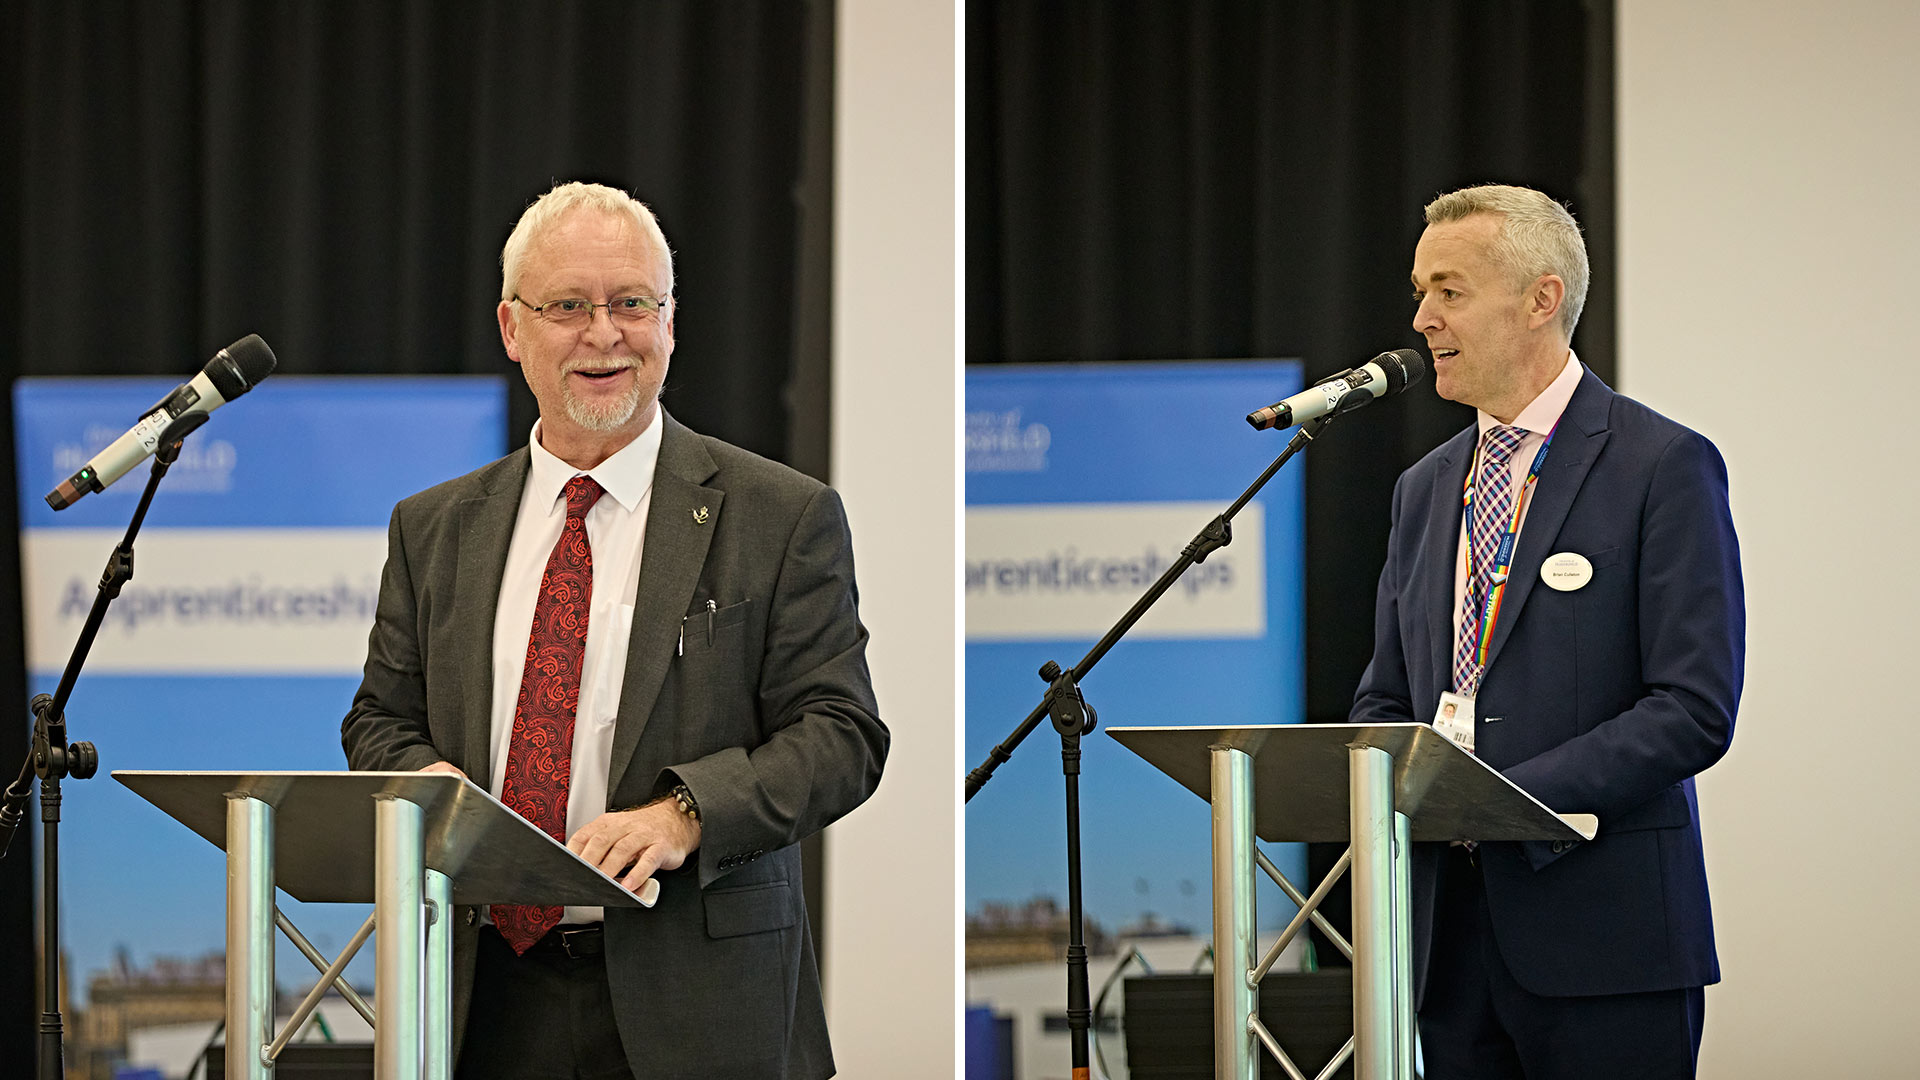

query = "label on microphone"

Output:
[[1315, 378, 1355, 410], [129, 409, 173, 454]]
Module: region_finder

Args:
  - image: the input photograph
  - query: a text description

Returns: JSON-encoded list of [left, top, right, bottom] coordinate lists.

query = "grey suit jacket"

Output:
[[341, 412, 888, 1078]]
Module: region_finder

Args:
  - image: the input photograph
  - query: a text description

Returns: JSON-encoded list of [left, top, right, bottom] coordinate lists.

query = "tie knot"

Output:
[[1481, 425, 1527, 466], [562, 475, 605, 520]]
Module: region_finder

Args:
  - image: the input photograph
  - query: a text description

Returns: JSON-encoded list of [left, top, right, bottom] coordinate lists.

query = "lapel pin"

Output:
[[693, 506, 710, 524]]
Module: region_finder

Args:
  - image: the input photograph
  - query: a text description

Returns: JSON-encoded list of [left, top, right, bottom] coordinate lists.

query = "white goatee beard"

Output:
[[561, 379, 647, 432]]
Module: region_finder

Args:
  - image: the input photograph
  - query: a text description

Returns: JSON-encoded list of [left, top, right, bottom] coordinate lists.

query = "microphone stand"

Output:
[[965, 394, 1364, 1080], [0, 411, 209, 1080]]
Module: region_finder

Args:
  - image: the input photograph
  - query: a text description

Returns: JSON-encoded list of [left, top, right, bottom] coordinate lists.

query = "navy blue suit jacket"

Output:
[[1350, 367, 1743, 999]]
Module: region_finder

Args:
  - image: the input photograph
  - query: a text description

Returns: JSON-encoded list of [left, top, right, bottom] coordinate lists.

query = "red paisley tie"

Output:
[[493, 474, 604, 953]]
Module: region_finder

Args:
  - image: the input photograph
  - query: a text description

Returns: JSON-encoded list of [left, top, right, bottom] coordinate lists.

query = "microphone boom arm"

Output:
[[963, 403, 1339, 796]]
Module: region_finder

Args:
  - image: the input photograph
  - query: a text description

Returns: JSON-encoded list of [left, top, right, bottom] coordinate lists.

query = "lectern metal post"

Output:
[[224, 793, 274, 1080], [1392, 812, 1414, 1080], [1348, 744, 1396, 1080], [1210, 745, 1256, 1080], [374, 793, 426, 1080], [424, 868, 453, 1080]]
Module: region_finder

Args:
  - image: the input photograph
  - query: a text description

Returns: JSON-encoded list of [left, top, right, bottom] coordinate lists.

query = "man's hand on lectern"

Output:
[[567, 802, 700, 896]]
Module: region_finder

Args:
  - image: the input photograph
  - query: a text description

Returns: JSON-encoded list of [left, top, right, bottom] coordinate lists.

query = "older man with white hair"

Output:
[[343, 181, 888, 1079], [1351, 184, 1744, 1078]]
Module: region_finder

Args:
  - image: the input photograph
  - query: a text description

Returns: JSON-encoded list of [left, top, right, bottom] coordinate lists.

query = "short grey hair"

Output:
[[1424, 184, 1588, 339], [499, 181, 675, 302]]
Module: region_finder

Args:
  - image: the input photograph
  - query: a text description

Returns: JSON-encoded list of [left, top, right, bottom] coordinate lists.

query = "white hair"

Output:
[[499, 181, 675, 302], [1424, 184, 1589, 339]]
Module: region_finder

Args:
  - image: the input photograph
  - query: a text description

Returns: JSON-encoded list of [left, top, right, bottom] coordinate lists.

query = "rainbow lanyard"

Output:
[[1461, 420, 1559, 668]]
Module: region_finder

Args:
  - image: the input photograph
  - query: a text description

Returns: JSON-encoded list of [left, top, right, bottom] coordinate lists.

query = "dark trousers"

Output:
[[1419, 847, 1705, 1080], [457, 925, 636, 1080]]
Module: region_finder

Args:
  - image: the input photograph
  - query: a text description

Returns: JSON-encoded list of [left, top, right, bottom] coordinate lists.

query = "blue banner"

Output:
[[14, 376, 506, 1024], [966, 360, 1309, 943]]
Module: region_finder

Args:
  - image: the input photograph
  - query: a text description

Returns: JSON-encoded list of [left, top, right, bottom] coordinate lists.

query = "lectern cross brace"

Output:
[[1207, 742, 1416, 1080], [221, 788, 456, 1080]]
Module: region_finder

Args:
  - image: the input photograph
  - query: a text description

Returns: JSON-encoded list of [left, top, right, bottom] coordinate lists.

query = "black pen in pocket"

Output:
[[679, 599, 720, 655]]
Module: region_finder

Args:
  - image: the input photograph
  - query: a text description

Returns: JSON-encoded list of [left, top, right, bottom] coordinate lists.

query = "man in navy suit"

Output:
[[1350, 184, 1744, 1079]]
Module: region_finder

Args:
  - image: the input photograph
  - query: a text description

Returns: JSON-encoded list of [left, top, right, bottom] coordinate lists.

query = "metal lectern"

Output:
[[1108, 723, 1598, 1080], [114, 770, 653, 1080]]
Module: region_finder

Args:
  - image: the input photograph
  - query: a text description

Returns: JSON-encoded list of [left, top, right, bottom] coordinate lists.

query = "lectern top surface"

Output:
[[113, 770, 650, 908], [1107, 723, 1597, 844]]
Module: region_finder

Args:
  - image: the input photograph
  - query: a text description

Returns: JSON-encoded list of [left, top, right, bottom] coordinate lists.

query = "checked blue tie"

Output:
[[1453, 425, 1528, 698]]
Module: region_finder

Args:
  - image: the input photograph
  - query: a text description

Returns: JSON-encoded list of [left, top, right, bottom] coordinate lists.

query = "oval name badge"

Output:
[[1541, 551, 1594, 591]]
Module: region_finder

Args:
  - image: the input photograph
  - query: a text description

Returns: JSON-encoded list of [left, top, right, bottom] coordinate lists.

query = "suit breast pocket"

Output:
[[669, 598, 760, 757], [679, 597, 753, 656]]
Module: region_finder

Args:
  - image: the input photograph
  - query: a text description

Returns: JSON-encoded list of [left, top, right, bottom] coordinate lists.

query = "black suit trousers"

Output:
[[458, 927, 636, 1080]]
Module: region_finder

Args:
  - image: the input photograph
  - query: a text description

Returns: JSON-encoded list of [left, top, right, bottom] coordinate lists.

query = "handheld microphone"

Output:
[[45, 334, 278, 510], [1246, 349, 1426, 431]]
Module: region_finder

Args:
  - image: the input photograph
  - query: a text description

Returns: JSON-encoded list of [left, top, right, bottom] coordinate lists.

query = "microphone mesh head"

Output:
[[1385, 348, 1426, 391], [208, 335, 278, 399], [224, 335, 278, 383]]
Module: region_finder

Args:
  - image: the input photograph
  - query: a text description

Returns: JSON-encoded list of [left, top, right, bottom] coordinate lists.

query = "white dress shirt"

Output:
[[488, 416, 662, 924]]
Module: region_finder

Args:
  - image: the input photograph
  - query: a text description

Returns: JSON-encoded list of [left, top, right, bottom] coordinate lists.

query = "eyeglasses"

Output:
[[512, 294, 669, 328]]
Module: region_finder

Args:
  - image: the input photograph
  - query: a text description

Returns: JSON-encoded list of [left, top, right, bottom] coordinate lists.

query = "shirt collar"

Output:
[[525, 412, 664, 516], [1477, 350, 1583, 439]]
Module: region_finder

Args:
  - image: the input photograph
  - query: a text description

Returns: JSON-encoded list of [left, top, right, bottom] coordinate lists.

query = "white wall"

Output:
[[1617, 4, 1920, 1074], [823, 1, 957, 1075]]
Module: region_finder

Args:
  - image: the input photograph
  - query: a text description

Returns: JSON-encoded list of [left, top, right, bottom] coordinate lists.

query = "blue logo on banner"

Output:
[[17, 376, 506, 529]]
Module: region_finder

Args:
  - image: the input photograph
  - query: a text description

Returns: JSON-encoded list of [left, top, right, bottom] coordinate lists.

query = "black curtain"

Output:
[[969, 0, 1613, 957], [0, 2, 833, 1063]]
